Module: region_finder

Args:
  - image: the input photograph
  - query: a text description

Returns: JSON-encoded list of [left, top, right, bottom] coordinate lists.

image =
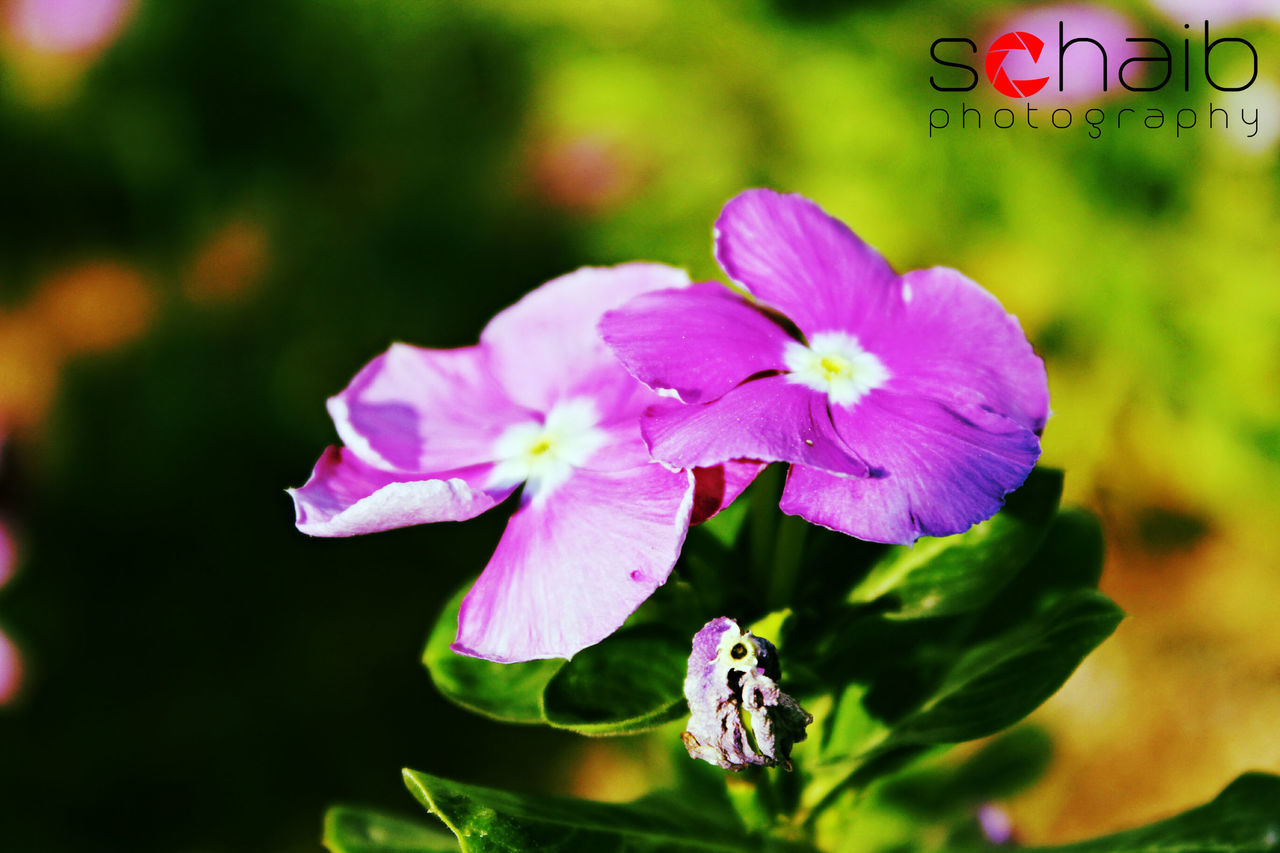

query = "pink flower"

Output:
[[290, 265, 709, 663], [0, 516, 17, 706], [1151, 0, 1280, 26], [0, 520, 14, 592], [0, 627, 20, 705], [978, 803, 1015, 844], [986, 4, 1140, 104], [601, 190, 1048, 545], [5, 0, 132, 55]]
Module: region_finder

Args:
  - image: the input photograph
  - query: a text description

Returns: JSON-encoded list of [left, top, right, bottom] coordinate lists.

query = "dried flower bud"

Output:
[[681, 616, 812, 771]]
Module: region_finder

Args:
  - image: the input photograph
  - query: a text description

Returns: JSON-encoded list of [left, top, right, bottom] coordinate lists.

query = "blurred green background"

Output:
[[0, 1, 1277, 851]]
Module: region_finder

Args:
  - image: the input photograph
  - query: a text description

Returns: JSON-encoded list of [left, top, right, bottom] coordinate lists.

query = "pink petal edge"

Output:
[[290, 446, 511, 537]]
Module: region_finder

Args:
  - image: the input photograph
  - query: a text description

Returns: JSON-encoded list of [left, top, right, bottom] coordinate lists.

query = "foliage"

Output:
[[3, 0, 1275, 850], [326, 771, 1280, 853], [1024, 773, 1280, 853], [389, 467, 1280, 851]]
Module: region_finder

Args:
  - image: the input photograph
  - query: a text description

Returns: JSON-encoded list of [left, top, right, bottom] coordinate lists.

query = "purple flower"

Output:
[[290, 264, 704, 664], [978, 803, 1015, 845], [601, 190, 1049, 545]]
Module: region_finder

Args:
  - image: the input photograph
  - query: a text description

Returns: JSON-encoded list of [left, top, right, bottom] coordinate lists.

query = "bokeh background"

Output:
[[1, 0, 1277, 850]]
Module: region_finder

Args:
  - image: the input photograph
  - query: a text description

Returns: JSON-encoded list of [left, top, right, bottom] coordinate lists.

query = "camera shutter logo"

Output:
[[986, 31, 1050, 98]]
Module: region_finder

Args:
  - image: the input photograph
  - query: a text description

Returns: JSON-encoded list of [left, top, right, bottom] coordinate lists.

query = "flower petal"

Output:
[[780, 394, 1041, 544], [581, 421, 659, 472], [290, 447, 510, 537], [328, 344, 530, 472], [482, 263, 691, 414], [600, 283, 794, 404], [0, 521, 15, 591], [714, 189, 898, 338], [690, 460, 766, 525], [854, 267, 1049, 432], [0, 627, 21, 705], [642, 375, 869, 477], [452, 463, 696, 662]]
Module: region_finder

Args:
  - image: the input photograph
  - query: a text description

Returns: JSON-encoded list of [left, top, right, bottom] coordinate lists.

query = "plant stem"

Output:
[[749, 464, 783, 591], [767, 512, 807, 611], [726, 767, 780, 833]]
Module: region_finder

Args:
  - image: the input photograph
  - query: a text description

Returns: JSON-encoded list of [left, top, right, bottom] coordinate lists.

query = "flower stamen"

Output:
[[487, 397, 607, 501], [783, 331, 889, 407]]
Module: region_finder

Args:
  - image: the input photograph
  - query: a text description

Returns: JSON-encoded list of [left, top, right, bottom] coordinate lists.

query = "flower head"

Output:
[[290, 264, 708, 663], [601, 189, 1049, 545]]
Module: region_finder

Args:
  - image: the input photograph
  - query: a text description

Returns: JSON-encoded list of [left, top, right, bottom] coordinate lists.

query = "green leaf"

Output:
[[976, 507, 1105, 639], [678, 505, 749, 615], [848, 468, 1063, 619], [323, 806, 459, 852], [402, 768, 804, 852], [883, 589, 1122, 748], [1026, 772, 1280, 852], [422, 582, 563, 724], [701, 497, 749, 549], [878, 726, 1053, 818], [948, 724, 1053, 800], [819, 684, 886, 764], [1026, 506, 1105, 591], [542, 624, 688, 736]]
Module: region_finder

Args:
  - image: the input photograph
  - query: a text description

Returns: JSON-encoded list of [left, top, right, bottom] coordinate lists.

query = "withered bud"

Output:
[[681, 617, 812, 771]]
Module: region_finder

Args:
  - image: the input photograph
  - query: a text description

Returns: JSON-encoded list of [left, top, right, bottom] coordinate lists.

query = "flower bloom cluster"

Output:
[[292, 190, 1048, 663]]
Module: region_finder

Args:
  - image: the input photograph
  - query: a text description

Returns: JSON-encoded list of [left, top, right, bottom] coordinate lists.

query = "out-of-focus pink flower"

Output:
[[4, 0, 133, 55], [528, 134, 642, 215], [0, 521, 15, 591], [1151, 0, 1280, 26], [0, 627, 20, 705], [978, 803, 1015, 845], [986, 5, 1140, 104], [0, 434, 11, 590], [0, 438, 19, 706], [184, 220, 270, 307]]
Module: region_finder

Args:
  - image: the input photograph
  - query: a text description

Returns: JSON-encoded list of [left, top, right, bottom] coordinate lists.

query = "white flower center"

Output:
[[783, 331, 888, 407], [487, 397, 607, 501]]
